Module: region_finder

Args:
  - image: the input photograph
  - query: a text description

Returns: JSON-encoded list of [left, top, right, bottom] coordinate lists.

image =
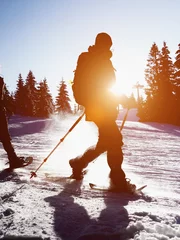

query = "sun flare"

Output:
[[110, 81, 133, 97]]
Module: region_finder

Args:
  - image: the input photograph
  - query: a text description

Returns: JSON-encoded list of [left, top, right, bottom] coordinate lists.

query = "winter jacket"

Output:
[[72, 45, 119, 122]]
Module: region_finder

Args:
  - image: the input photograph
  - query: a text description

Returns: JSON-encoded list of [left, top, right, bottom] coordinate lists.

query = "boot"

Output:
[[69, 158, 88, 180], [109, 169, 129, 192], [9, 157, 27, 169], [2, 140, 26, 169]]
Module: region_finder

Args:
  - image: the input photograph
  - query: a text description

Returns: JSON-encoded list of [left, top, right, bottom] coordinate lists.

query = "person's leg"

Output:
[[0, 110, 26, 169], [2, 139, 26, 168], [69, 122, 107, 179], [105, 121, 127, 190], [2, 139, 18, 161], [69, 145, 104, 179]]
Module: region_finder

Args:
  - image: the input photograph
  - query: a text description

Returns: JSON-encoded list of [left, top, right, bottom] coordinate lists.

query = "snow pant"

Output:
[[1, 139, 18, 163], [70, 119, 126, 183], [0, 108, 18, 163]]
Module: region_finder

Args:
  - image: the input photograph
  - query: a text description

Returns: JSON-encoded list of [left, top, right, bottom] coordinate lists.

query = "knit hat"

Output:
[[95, 32, 112, 49]]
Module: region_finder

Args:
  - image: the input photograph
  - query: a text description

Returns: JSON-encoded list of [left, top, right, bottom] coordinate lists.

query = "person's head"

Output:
[[95, 32, 112, 50]]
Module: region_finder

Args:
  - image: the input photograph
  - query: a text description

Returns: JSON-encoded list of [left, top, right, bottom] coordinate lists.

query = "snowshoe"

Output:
[[70, 169, 88, 180], [9, 156, 33, 169], [89, 179, 147, 195]]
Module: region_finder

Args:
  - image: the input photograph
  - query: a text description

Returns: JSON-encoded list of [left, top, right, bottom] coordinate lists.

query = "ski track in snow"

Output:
[[0, 109, 180, 240]]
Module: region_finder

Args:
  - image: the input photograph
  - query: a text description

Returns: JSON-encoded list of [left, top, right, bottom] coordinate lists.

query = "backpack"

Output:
[[72, 51, 93, 106], [72, 49, 116, 107]]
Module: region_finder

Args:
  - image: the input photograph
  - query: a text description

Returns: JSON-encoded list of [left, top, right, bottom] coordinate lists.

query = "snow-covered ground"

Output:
[[0, 109, 180, 240]]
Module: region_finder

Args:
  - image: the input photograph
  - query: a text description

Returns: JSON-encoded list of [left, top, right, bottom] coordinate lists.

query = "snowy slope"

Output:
[[0, 109, 180, 240]]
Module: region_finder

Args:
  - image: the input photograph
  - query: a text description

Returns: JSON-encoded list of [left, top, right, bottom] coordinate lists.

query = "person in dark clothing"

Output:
[[0, 76, 26, 169], [69, 33, 129, 191]]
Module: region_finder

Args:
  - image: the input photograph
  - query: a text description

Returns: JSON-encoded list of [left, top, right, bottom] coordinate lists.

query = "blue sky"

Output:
[[0, 0, 179, 99]]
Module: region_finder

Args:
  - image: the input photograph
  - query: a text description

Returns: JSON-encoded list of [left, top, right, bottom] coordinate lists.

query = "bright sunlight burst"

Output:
[[110, 80, 133, 97]]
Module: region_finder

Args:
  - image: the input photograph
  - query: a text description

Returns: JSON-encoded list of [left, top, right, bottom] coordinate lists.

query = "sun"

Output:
[[110, 80, 133, 97]]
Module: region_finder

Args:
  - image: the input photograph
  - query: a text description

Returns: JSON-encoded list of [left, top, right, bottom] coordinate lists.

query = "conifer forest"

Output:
[[3, 42, 180, 126]]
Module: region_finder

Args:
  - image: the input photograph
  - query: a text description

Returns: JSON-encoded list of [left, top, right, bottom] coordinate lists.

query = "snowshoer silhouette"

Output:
[[69, 32, 129, 191]]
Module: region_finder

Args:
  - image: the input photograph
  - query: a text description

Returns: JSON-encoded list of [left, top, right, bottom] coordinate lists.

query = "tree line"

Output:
[[3, 41, 180, 126], [4, 70, 137, 119], [138, 42, 180, 126], [4, 71, 72, 118]]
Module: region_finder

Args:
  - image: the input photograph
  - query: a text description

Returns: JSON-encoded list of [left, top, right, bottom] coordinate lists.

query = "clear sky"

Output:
[[0, 0, 179, 100]]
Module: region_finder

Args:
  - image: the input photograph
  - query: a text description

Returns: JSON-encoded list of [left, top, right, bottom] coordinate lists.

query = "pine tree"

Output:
[[55, 79, 72, 114], [142, 42, 176, 124], [128, 93, 137, 109], [174, 43, 180, 125], [137, 96, 147, 121], [174, 43, 180, 86], [143, 42, 161, 121], [3, 84, 15, 119], [24, 70, 38, 116], [158, 42, 175, 123], [14, 74, 26, 115], [36, 78, 54, 117]]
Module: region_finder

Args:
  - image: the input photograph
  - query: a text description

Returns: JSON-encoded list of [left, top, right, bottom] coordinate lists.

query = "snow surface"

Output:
[[0, 108, 180, 240]]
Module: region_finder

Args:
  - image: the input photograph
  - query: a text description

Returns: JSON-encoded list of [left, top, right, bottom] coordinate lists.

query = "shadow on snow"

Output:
[[45, 180, 144, 240], [8, 115, 53, 137]]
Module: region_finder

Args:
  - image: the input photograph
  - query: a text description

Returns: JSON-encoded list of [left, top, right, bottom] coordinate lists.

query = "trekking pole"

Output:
[[30, 112, 85, 179], [119, 107, 129, 131]]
